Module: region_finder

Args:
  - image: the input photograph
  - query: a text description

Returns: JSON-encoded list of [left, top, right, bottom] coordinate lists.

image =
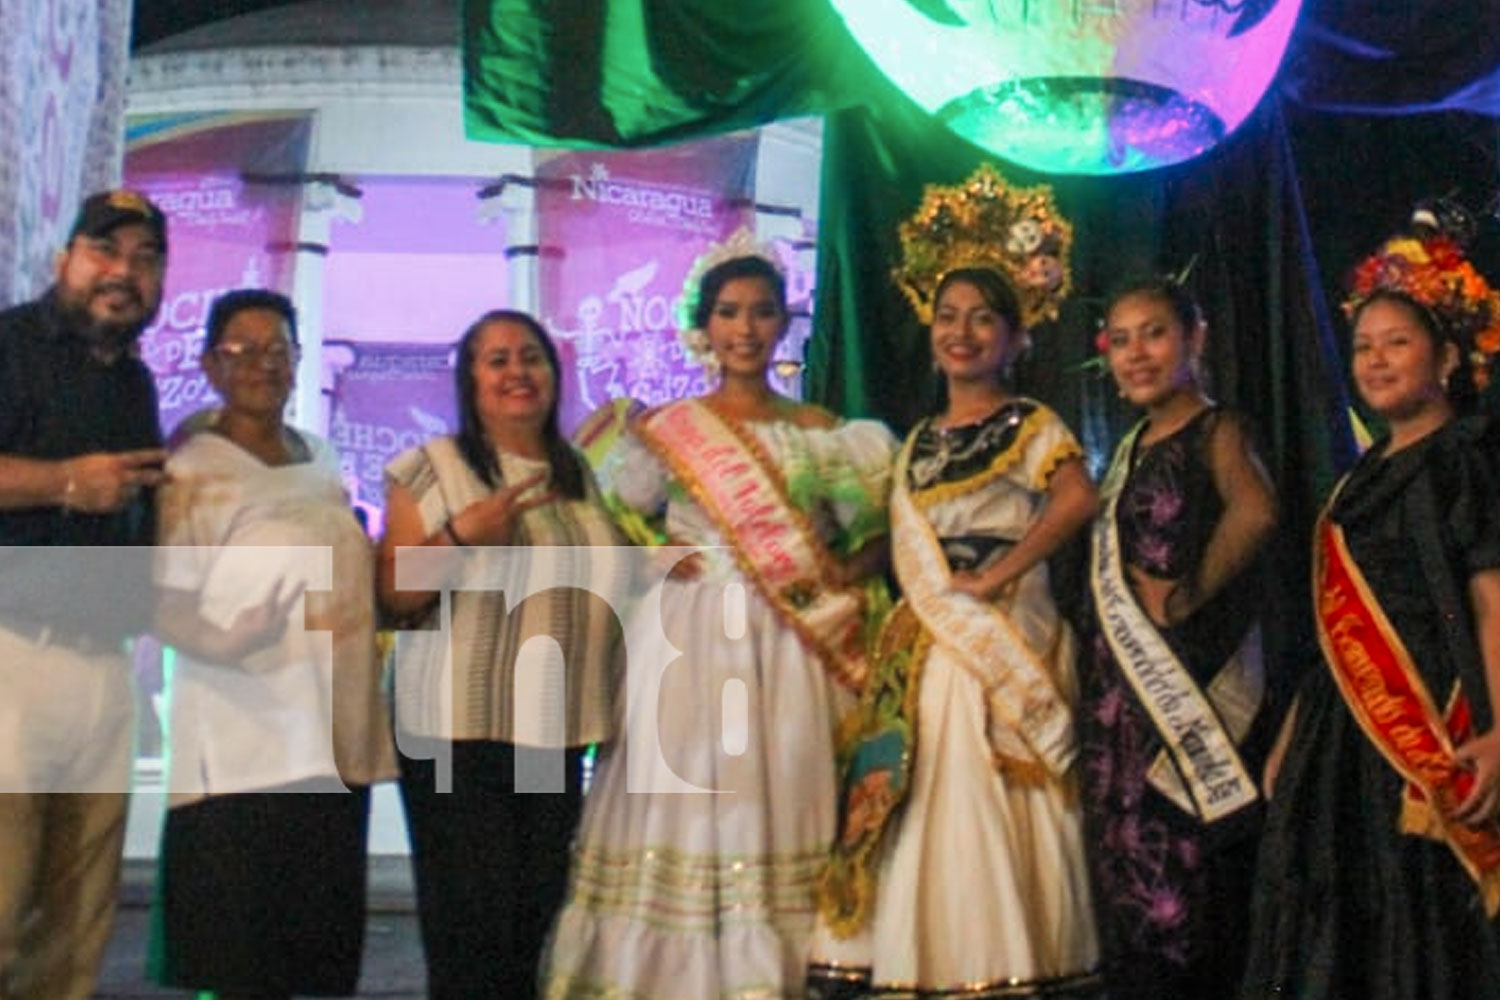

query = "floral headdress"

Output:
[[1343, 199, 1500, 390], [675, 226, 785, 371], [893, 163, 1073, 329]]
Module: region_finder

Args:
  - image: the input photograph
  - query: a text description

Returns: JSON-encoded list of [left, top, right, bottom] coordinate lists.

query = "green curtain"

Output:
[[462, 0, 886, 146]]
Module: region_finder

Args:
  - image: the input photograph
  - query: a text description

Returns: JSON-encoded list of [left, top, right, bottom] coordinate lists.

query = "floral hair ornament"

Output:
[[1089, 257, 1200, 360], [675, 225, 786, 372], [893, 163, 1073, 329], [1343, 198, 1500, 390]]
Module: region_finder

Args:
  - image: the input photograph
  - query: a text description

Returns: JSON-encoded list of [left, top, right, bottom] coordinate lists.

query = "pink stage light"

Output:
[[832, 0, 1303, 175]]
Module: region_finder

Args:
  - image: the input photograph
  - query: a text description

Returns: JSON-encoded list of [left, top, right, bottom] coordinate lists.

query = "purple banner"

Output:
[[126, 116, 310, 437], [536, 137, 758, 433], [0, 0, 130, 304], [326, 342, 457, 530]]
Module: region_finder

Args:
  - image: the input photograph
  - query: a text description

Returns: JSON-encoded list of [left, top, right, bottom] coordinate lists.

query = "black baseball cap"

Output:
[[68, 189, 168, 252]]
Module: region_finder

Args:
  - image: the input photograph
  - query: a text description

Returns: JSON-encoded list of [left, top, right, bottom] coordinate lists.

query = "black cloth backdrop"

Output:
[[462, 0, 1500, 695], [809, 94, 1359, 700]]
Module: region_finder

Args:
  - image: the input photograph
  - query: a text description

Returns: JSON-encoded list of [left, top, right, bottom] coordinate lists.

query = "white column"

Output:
[[501, 180, 539, 313], [288, 179, 361, 434]]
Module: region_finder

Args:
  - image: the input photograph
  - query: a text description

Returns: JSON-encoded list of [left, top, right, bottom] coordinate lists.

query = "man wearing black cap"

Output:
[[0, 189, 170, 999]]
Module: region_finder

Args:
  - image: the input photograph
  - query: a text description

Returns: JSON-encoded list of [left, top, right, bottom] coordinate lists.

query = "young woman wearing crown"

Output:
[[809, 167, 1105, 1000], [542, 229, 897, 1000], [1242, 206, 1500, 1000]]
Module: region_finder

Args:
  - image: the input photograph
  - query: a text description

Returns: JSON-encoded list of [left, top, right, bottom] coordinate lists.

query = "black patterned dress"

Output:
[[1077, 407, 1274, 1000]]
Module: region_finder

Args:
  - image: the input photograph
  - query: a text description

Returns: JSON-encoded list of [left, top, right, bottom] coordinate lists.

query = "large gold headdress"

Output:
[[893, 164, 1073, 329]]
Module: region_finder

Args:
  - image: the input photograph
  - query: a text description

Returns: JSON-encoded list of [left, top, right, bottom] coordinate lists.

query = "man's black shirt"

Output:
[[0, 291, 162, 636]]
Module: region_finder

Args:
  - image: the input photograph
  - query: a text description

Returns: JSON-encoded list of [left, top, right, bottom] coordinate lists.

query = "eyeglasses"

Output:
[[212, 342, 301, 366]]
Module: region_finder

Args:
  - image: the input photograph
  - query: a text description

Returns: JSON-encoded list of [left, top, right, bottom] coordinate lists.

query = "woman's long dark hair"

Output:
[[454, 309, 585, 500]]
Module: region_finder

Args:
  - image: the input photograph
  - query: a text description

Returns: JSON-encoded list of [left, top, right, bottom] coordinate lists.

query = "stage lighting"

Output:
[[832, 0, 1302, 175]]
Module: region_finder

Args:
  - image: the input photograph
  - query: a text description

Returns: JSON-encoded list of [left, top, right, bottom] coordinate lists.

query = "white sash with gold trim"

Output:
[[892, 436, 1075, 779], [634, 399, 869, 692], [1091, 423, 1261, 822]]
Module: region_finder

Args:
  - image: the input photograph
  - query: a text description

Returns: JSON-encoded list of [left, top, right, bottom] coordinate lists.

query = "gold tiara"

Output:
[[675, 226, 784, 371], [893, 164, 1073, 329]]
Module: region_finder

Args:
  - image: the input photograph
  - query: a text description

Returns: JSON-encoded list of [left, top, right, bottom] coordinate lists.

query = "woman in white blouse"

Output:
[[151, 289, 394, 999], [378, 309, 623, 999]]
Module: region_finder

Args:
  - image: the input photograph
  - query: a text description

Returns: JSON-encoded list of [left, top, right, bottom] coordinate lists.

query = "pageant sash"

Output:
[[1091, 424, 1260, 822], [1314, 502, 1500, 913], [819, 429, 1072, 936], [892, 436, 1075, 780], [818, 599, 927, 937], [635, 399, 869, 692]]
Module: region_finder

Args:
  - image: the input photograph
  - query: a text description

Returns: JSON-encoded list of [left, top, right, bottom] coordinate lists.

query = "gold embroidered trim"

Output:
[[566, 843, 827, 931], [909, 401, 1072, 512], [1031, 439, 1083, 492], [808, 960, 873, 983], [870, 966, 1105, 998], [636, 400, 872, 692]]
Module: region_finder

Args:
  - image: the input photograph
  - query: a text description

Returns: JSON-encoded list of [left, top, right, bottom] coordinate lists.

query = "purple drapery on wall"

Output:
[[0, 0, 131, 305], [1284, 3, 1500, 114]]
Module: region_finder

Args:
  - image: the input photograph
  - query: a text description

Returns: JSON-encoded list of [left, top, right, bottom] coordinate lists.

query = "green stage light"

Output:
[[832, 0, 1302, 175]]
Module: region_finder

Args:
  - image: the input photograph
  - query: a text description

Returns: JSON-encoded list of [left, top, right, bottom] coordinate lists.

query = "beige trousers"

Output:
[[0, 623, 134, 1000]]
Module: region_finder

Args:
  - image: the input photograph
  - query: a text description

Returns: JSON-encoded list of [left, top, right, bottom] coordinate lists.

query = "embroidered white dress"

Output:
[[543, 417, 896, 1000], [810, 401, 1101, 998]]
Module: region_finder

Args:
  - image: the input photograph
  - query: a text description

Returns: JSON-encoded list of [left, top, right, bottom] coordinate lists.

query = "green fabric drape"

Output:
[[462, 0, 887, 147]]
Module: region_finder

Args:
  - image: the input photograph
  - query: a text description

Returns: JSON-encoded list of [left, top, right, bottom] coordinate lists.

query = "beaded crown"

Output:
[[893, 163, 1073, 329], [675, 226, 785, 370]]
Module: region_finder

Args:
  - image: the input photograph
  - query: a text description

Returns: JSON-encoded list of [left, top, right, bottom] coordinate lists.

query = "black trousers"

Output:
[[398, 739, 586, 1000]]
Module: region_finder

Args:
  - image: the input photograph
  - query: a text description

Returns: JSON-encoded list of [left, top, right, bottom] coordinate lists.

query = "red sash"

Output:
[[1315, 511, 1500, 913]]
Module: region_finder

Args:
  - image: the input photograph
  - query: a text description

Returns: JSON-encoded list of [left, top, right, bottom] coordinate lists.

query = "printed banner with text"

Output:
[[535, 136, 757, 434], [326, 341, 457, 530], [126, 115, 311, 438]]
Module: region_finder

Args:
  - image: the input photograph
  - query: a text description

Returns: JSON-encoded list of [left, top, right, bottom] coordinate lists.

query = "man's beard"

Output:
[[56, 284, 158, 357]]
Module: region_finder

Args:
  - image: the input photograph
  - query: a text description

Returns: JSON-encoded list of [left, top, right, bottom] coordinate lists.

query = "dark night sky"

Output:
[[131, 0, 300, 49]]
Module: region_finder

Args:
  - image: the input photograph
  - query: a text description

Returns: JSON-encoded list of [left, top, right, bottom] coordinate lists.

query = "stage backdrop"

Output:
[[462, 0, 1500, 704], [326, 341, 458, 531], [125, 115, 311, 438], [536, 135, 761, 432], [0, 0, 131, 304]]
